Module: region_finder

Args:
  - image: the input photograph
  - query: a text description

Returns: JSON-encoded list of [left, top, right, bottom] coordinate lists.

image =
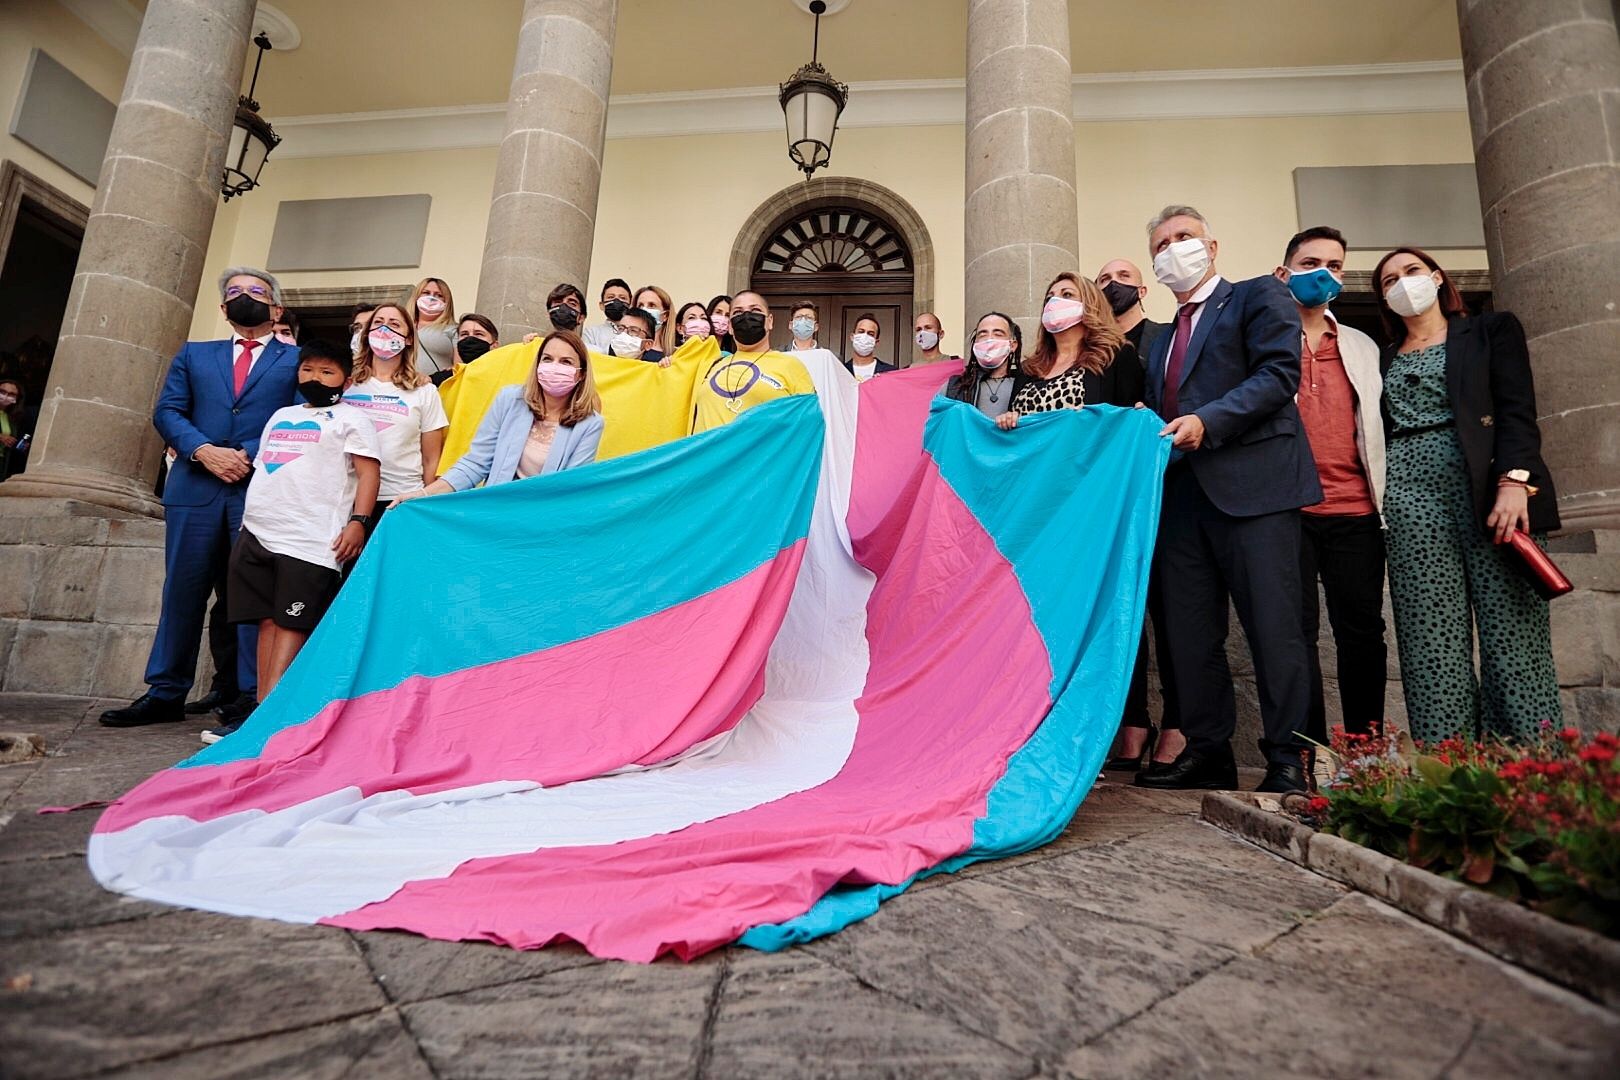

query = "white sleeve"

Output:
[[344, 413, 381, 460], [419, 383, 450, 433]]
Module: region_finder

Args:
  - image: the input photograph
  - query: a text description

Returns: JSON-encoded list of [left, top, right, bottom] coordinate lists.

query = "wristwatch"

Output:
[[348, 513, 370, 525], [1499, 469, 1539, 496]]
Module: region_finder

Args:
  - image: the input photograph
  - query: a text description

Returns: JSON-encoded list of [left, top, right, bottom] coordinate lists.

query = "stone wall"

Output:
[[0, 501, 205, 700]]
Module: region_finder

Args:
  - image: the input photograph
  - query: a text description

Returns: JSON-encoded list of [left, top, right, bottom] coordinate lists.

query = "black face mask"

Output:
[[548, 304, 580, 331], [730, 310, 768, 346], [225, 294, 272, 328], [1102, 280, 1141, 318], [456, 337, 492, 363], [602, 299, 628, 322], [296, 379, 344, 408]]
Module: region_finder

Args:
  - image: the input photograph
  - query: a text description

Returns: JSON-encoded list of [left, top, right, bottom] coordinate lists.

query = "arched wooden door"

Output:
[[749, 202, 915, 367]]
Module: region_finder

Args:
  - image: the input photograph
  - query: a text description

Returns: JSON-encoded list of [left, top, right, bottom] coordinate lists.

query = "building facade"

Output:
[[0, 0, 1616, 745]]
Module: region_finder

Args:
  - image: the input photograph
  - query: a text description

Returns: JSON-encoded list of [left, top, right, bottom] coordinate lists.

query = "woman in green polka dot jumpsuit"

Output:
[[1374, 248, 1561, 744]]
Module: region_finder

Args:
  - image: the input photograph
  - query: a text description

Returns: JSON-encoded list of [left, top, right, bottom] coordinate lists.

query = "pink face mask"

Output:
[[683, 317, 711, 340], [709, 313, 731, 335], [972, 338, 1014, 369], [1041, 296, 1085, 333], [536, 360, 581, 397], [368, 326, 408, 359], [416, 294, 447, 316]]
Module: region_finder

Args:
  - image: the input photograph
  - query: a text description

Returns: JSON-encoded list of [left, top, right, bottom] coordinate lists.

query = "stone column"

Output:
[[0, 0, 256, 517], [963, 0, 1078, 344], [1457, 0, 1620, 531], [477, 0, 618, 344]]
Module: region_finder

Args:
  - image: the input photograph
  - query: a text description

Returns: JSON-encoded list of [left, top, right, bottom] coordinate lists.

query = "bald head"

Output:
[[731, 290, 768, 313], [1095, 260, 1145, 288]]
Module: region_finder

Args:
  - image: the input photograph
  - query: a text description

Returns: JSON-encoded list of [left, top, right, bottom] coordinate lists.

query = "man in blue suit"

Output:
[[101, 267, 300, 727], [1134, 207, 1321, 794]]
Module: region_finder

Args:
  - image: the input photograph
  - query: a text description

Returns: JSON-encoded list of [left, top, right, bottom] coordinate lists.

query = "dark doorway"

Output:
[[0, 164, 88, 477], [750, 203, 915, 368], [0, 202, 79, 401]]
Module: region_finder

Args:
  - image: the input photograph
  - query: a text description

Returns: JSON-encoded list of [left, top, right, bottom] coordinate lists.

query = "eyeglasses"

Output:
[[224, 284, 271, 300]]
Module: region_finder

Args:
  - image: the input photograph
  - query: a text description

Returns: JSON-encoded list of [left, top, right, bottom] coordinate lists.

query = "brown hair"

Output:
[[633, 284, 674, 355], [406, 277, 455, 331], [1026, 273, 1122, 378], [352, 304, 429, 390], [791, 299, 820, 319], [522, 329, 601, 427], [456, 313, 499, 343], [1371, 246, 1467, 344]]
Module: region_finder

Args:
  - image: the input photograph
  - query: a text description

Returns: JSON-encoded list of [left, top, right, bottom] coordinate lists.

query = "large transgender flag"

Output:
[[90, 354, 1170, 962]]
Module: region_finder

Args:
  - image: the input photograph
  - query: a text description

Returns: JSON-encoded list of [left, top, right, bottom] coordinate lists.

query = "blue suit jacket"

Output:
[[154, 338, 300, 508], [440, 386, 604, 491], [1144, 276, 1321, 517]]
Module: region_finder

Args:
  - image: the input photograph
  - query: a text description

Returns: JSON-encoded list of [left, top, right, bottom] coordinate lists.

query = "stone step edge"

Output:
[[1199, 791, 1620, 1012]]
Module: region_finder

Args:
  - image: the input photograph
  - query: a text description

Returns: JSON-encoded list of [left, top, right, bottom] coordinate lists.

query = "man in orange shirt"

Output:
[[1275, 226, 1388, 741]]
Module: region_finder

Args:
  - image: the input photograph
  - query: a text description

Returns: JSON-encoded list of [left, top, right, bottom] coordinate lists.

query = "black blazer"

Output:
[[1127, 319, 1168, 370], [844, 358, 897, 376], [1379, 312, 1559, 532], [1144, 275, 1321, 517], [1083, 340, 1146, 408]]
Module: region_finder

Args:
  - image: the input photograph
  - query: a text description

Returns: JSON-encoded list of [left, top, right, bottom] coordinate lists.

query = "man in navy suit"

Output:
[[101, 267, 300, 727], [1134, 207, 1321, 794]]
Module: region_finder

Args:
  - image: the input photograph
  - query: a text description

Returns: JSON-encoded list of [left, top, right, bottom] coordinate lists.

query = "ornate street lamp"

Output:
[[222, 32, 282, 201], [779, 0, 848, 178]]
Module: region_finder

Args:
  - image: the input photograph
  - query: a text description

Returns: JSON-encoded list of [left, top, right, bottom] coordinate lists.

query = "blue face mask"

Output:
[[1286, 267, 1343, 309]]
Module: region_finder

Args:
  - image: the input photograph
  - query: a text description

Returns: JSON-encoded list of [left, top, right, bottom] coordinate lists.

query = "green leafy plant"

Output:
[[1316, 726, 1620, 936]]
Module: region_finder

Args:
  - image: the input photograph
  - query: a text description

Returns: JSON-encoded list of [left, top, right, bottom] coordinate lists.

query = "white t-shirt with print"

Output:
[[243, 402, 381, 571], [344, 377, 450, 498]]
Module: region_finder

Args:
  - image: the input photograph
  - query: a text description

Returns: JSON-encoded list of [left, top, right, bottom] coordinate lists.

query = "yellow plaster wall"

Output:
[[191, 109, 1483, 349], [0, 0, 130, 208]]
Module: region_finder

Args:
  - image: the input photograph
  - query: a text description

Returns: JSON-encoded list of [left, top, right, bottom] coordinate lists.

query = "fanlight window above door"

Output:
[[754, 207, 912, 274]]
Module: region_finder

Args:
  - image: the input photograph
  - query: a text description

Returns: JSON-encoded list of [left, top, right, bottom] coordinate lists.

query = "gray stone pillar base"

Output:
[[0, 503, 197, 700], [1547, 529, 1620, 734], [0, 465, 163, 519]]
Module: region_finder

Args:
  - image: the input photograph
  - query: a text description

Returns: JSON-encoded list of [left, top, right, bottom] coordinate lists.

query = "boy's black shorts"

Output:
[[227, 529, 341, 632]]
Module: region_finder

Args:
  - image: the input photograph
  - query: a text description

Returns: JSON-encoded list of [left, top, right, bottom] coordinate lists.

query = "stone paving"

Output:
[[2, 692, 1618, 1079]]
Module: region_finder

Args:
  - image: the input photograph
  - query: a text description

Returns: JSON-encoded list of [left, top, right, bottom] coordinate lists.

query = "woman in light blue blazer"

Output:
[[393, 330, 603, 502]]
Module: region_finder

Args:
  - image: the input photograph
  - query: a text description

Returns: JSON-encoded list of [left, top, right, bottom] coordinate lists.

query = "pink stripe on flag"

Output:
[[96, 539, 808, 834], [848, 361, 959, 574], [324, 450, 1051, 961]]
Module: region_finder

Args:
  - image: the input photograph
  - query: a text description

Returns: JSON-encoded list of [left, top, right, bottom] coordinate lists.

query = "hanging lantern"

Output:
[[222, 33, 281, 201], [779, 1, 848, 178]]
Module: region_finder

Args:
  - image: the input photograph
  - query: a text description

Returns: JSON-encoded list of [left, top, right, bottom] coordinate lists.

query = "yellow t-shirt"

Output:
[[693, 349, 815, 433]]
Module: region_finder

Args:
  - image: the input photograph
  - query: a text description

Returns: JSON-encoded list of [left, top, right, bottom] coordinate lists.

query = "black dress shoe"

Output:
[[100, 693, 185, 728], [1104, 728, 1155, 772], [1255, 762, 1309, 794], [184, 689, 235, 715], [1134, 747, 1238, 790], [212, 693, 258, 725]]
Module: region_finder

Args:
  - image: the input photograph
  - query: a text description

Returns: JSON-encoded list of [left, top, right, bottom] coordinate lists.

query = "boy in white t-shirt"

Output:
[[207, 340, 381, 744]]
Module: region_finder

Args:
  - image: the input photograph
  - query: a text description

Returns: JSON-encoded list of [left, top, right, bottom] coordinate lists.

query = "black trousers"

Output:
[[1155, 464, 1313, 766], [1300, 511, 1388, 738], [203, 577, 237, 698], [1121, 565, 1180, 730]]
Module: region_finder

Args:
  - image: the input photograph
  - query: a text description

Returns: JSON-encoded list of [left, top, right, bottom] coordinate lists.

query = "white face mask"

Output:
[[851, 332, 878, 358], [1153, 237, 1213, 292], [416, 294, 447, 317], [349, 331, 363, 358], [1385, 273, 1440, 318], [610, 330, 646, 357], [915, 329, 940, 351]]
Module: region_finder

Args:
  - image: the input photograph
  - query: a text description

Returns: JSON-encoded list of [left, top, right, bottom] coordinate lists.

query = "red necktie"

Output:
[[1161, 302, 1200, 419], [233, 339, 260, 397]]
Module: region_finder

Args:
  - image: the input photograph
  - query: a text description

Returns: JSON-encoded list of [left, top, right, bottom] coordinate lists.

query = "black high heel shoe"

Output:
[[1104, 727, 1157, 772]]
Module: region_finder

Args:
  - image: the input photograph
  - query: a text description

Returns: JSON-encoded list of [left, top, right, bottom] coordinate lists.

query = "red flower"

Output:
[[1306, 796, 1330, 814]]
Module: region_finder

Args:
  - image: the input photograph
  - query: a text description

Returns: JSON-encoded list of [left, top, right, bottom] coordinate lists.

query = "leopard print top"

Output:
[[1010, 365, 1086, 414]]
